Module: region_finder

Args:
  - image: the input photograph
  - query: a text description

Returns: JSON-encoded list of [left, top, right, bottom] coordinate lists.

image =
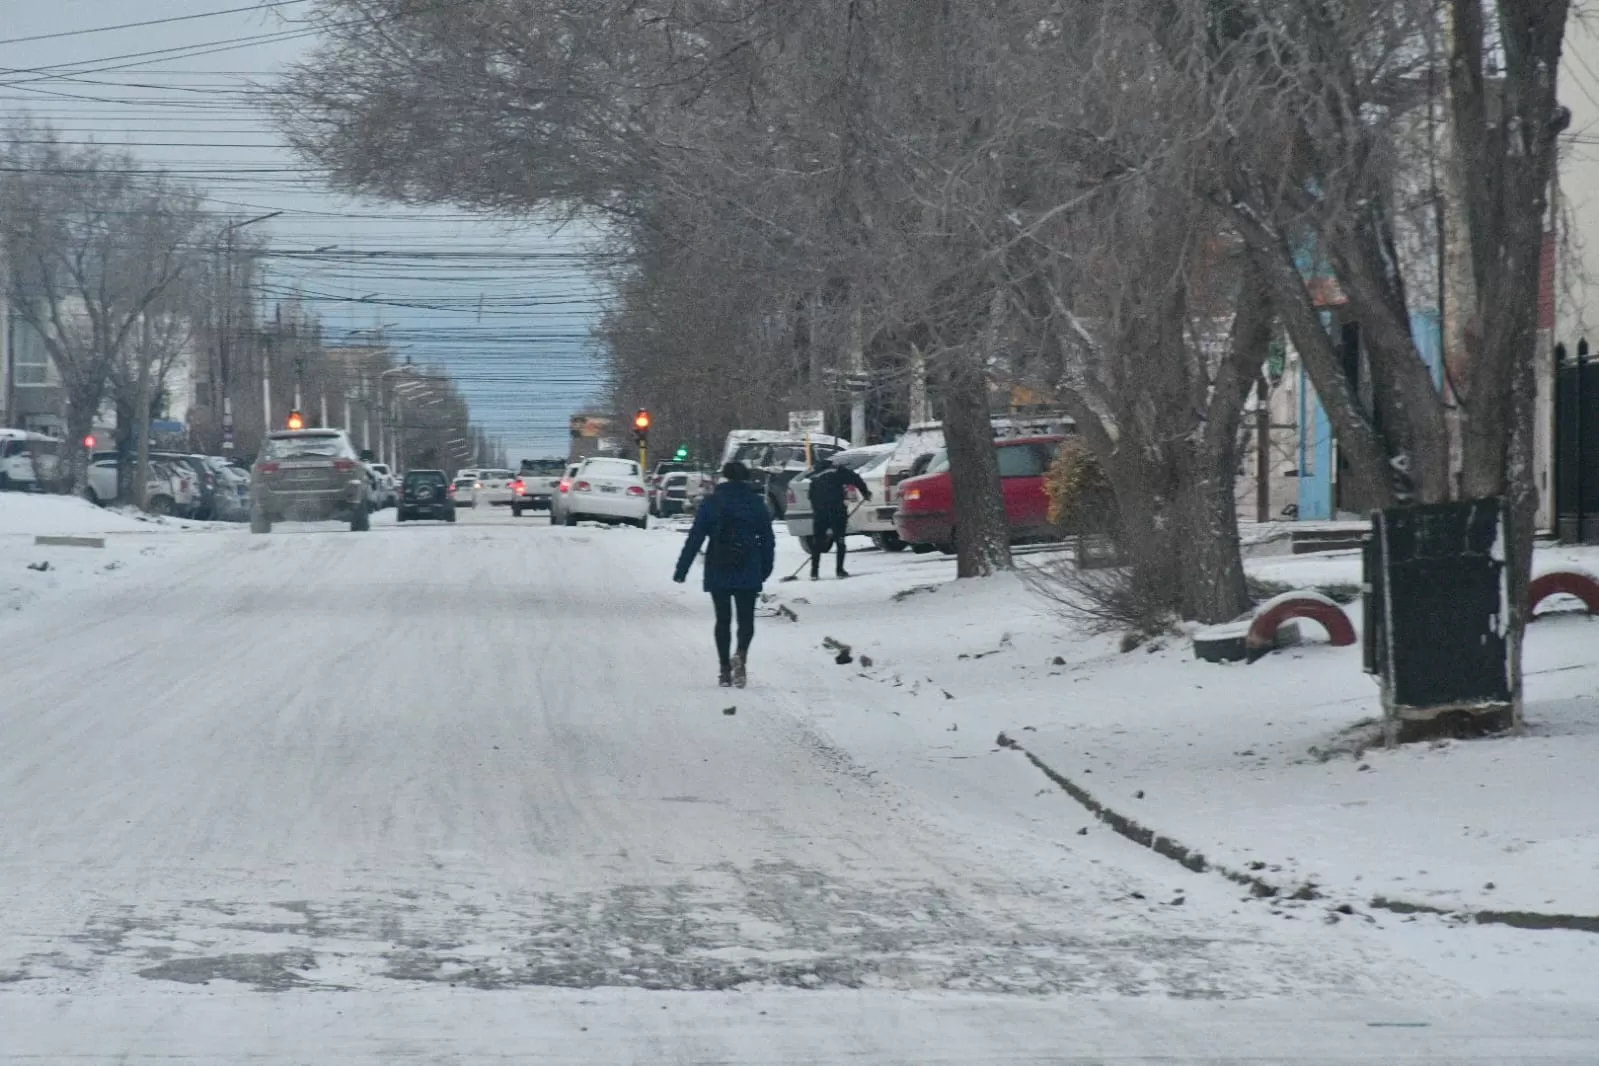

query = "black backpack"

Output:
[[709, 512, 748, 573]]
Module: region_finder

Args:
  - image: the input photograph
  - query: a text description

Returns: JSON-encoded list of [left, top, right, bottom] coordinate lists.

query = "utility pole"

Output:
[[848, 303, 867, 444], [216, 211, 280, 451], [1256, 375, 1271, 523], [262, 332, 273, 435]]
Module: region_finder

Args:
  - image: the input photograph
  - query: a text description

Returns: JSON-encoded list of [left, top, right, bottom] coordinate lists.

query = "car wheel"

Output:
[[910, 542, 935, 554], [351, 504, 371, 532], [511, 503, 522, 518], [635, 515, 649, 530], [564, 511, 578, 527], [873, 532, 908, 553], [148, 494, 173, 516], [549, 507, 559, 525], [396, 508, 408, 522], [250, 508, 271, 534], [446, 509, 457, 523]]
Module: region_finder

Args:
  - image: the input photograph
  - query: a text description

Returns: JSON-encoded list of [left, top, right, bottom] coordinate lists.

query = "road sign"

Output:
[[788, 410, 825, 436]]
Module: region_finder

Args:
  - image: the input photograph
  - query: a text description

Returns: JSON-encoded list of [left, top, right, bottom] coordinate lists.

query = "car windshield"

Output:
[[264, 434, 346, 460], [406, 472, 446, 486], [583, 459, 638, 478], [521, 459, 566, 475]]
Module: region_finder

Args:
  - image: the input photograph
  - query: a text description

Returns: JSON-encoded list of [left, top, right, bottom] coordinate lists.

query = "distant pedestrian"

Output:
[[805, 456, 871, 580], [674, 461, 775, 688]]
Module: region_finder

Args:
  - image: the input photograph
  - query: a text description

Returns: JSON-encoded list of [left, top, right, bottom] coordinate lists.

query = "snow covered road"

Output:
[[2, 505, 1596, 1062]]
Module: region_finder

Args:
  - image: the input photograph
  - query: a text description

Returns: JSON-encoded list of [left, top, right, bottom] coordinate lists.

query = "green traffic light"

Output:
[[674, 445, 689, 460]]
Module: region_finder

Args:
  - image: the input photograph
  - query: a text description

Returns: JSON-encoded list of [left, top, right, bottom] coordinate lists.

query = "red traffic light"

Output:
[[634, 409, 651, 432], [83, 434, 96, 449]]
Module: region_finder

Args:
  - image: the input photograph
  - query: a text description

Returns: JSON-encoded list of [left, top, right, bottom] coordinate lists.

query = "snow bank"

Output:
[[0, 493, 196, 535], [753, 536, 1599, 921], [0, 494, 229, 619]]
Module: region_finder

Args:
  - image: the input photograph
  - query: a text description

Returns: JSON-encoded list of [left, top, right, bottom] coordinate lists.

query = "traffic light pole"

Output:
[[638, 438, 648, 473]]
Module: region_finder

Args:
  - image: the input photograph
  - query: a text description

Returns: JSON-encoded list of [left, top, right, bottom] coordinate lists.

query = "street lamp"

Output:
[[217, 210, 281, 452]]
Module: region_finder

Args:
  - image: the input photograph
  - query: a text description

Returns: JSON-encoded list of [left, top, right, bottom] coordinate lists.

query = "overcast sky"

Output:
[[0, 0, 606, 461]]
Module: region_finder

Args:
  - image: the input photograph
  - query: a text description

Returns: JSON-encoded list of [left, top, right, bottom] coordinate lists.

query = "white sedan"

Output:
[[473, 468, 517, 507], [561, 457, 649, 528]]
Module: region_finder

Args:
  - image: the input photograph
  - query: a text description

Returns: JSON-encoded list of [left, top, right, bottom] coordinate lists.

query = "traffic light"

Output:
[[83, 434, 96, 449], [633, 408, 650, 443], [286, 410, 305, 430], [673, 444, 689, 461]]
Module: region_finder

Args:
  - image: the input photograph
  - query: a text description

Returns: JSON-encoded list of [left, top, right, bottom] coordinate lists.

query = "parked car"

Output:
[[546, 462, 582, 525], [152, 458, 201, 518], [783, 444, 897, 553], [396, 469, 457, 523], [86, 456, 180, 514], [654, 469, 712, 517], [207, 461, 252, 522], [645, 460, 693, 515], [561, 456, 649, 528], [250, 429, 372, 533], [893, 436, 1066, 554], [0, 430, 64, 492], [367, 463, 399, 508], [511, 458, 567, 516], [721, 431, 851, 518]]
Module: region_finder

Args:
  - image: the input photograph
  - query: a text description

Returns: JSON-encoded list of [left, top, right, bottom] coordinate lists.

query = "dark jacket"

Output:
[[674, 482, 776, 592], [807, 464, 871, 516]]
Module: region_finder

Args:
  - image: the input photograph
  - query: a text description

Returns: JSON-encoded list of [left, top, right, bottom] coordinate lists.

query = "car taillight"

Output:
[[447, 484, 456, 495], [512, 480, 525, 494], [903, 487, 921, 501], [333, 458, 356, 472], [574, 480, 592, 492], [259, 462, 280, 474], [626, 485, 645, 496]]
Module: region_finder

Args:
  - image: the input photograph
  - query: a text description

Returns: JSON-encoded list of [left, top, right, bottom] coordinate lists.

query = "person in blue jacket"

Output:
[[674, 461, 776, 688]]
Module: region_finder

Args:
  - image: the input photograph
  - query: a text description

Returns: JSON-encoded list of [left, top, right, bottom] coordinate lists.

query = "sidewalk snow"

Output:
[[745, 534, 1599, 923], [0, 493, 230, 618], [0, 492, 221, 534]]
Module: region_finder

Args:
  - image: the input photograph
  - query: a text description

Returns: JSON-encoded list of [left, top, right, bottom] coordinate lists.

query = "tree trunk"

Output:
[[63, 391, 96, 497], [1176, 445, 1251, 623], [939, 344, 1011, 577], [113, 398, 137, 503]]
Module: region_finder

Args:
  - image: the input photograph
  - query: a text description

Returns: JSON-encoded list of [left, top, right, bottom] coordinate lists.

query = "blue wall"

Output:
[[1296, 310, 1444, 521]]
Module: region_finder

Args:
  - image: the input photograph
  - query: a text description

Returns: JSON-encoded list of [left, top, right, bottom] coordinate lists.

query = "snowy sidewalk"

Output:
[[756, 537, 1599, 926], [0, 494, 232, 617]]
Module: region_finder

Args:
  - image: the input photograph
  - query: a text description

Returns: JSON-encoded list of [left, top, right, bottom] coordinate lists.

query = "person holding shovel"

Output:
[[805, 456, 872, 580]]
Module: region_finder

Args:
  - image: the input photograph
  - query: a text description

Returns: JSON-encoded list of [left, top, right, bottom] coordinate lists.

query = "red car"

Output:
[[893, 436, 1065, 553]]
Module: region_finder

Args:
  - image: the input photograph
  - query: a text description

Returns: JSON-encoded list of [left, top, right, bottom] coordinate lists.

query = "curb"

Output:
[[997, 732, 1599, 936]]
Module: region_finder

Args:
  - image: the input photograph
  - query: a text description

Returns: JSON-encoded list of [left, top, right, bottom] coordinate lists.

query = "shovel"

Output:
[[780, 498, 868, 582]]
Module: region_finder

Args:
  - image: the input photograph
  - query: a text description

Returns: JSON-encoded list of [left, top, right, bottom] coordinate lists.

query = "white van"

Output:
[[0, 430, 64, 492]]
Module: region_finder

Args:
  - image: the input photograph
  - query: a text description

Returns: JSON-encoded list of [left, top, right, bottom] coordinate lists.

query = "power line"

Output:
[[0, 1, 312, 49]]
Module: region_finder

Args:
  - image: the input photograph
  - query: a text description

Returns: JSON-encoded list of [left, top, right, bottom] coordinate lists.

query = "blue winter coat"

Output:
[[674, 482, 776, 592]]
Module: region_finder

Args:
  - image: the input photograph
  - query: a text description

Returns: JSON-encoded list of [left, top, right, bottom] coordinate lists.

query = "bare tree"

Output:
[[0, 120, 210, 491]]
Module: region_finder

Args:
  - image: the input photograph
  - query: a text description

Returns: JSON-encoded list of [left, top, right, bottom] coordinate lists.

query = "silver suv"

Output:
[[250, 429, 371, 533]]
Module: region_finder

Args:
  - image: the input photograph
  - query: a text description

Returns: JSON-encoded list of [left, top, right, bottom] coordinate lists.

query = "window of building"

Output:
[[12, 321, 57, 387]]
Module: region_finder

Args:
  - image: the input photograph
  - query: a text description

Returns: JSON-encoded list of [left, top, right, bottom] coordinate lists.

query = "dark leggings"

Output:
[[710, 589, 759, 668], [810, 510, 850, 573]]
